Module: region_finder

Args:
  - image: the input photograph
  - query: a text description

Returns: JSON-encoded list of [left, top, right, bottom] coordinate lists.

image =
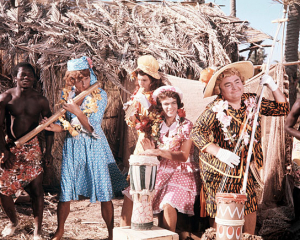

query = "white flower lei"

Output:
[[212, 96, 257, 146]]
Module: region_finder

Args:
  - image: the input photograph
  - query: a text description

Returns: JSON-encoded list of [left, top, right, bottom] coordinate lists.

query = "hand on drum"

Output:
[[141, 149, 160, 157], [140, 138, 159, 157], [140, 138, 155, 150]]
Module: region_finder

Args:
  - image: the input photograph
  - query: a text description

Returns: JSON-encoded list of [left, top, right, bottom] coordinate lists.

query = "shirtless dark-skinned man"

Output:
[[285, 99, 300, 223], [0, 62, 53, 240]]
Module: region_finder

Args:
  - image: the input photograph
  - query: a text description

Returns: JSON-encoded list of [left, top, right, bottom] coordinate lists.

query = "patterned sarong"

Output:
[[0, 137, 43, 196]]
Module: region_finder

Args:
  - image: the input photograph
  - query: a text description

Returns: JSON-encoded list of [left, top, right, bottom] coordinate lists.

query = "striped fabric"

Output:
[[130, 165, 157, 192]]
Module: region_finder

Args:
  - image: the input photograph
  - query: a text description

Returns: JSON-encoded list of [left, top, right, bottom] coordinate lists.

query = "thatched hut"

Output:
[[3, 1, 297, 239], [0, 0, 271, 186]]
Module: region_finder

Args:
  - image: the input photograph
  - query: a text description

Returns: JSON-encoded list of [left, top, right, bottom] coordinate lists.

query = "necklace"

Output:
[[59, 87, 102, 137], [212, 96, 257, 147]]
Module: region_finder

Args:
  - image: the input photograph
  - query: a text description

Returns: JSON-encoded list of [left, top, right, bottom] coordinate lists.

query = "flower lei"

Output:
[[59, 87, 102, 137], [212, 96, 257, 146], [133, 107, 162, 139], [128, 91, 159, 138]]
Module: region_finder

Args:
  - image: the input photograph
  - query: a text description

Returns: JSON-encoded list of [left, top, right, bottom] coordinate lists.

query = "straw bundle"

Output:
[[0, 0, 262, 98]]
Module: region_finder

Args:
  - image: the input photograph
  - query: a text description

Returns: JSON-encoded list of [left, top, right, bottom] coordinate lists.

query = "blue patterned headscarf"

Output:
[[67, 56, 97, 85]]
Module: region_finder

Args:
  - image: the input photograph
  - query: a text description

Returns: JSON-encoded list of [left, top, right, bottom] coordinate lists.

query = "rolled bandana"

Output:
[[67, 56, 97, 84]]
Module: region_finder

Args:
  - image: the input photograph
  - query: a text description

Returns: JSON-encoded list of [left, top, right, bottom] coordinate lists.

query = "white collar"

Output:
[[160, 114, 180, 136]]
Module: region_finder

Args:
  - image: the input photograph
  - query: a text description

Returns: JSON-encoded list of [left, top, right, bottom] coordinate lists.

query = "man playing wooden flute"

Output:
[[0, 62, 54, 239]]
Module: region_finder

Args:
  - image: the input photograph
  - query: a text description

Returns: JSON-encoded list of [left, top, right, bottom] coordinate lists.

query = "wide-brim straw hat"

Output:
[[203, 61, 254, 98], [131, 55, 160, 80]]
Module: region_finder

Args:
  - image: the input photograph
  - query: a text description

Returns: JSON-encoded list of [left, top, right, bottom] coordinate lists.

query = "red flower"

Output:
[[135, 119, 151, 132], [135, 121, 142, 130], [178, 108, 186, 118]]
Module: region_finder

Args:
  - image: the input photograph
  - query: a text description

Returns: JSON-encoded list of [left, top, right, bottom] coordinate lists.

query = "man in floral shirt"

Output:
[[191, 61, 289, 234]]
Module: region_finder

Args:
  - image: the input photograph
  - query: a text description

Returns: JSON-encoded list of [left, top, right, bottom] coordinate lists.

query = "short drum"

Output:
[[215, 193, 247, 240], [129, 155, 160, 230]]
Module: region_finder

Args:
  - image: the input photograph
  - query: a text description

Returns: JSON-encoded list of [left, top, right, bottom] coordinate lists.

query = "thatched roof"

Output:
[[0, 0, 270, 106]]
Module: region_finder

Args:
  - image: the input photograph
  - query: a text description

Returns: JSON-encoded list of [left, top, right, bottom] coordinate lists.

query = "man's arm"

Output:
[[285, 99, 300, 139], [0, 92, 16, 169], [261, 74, 287, 103], [0, 93, 9, 152], [40, 96, 54, 167], [272, 88, 287, 103]]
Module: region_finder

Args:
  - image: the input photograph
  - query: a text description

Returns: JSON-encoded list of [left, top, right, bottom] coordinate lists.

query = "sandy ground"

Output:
[[0, 187, 283, 240], [0, 192, 127, 240]]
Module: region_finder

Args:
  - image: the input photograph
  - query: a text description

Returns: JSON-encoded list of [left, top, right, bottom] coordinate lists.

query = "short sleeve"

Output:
[[180, 119, 193, 141], [55, 89, 70, 127], [260, 98, 289, 116], [87, 89, 107, 137]]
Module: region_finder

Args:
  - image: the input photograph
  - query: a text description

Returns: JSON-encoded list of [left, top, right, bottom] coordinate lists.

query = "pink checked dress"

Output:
[[153, 116, 200, 215]]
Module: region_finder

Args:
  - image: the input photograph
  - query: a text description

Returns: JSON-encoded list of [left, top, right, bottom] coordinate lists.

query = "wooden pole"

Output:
[[254, 60, 300, 69], [14, 82, 100, 147], [241, 11, 287, 194]]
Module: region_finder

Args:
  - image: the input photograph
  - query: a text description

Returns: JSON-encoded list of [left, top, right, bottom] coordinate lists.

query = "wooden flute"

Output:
[[14, 82, 100, 147]]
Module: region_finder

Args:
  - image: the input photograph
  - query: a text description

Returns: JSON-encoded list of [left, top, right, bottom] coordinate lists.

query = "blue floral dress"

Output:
[[59, 88, 128, 203]]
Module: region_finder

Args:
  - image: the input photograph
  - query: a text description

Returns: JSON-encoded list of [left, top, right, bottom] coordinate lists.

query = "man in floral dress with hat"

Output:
[[43, 56, 128, 240], [191, 61, 289, 234]]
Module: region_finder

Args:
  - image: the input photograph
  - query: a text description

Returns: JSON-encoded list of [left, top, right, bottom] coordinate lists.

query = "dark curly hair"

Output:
[[156, 91, 184, 112], [12, 62, 37, 79], [63, 69, 90, 87], [135, 70, 164, 91]]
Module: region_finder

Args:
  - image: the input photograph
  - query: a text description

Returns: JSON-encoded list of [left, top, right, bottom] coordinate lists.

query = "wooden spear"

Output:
[[241, 10, 288, 194]]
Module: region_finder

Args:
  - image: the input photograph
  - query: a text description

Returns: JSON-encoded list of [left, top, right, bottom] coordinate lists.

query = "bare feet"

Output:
[[33, 235, 44, 240], [51, 230, 64, 240], [33, 226, 43, 240], [1, 222, 18, 237]]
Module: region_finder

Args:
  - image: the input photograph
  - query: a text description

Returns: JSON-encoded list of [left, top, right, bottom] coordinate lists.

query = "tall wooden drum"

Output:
[[215, 193, 247, 240], [129, 155, 160, 230]]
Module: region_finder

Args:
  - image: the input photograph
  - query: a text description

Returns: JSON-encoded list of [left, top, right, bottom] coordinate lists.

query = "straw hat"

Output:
[[132, 55, 160, 80], [203, 61, 254, 98]]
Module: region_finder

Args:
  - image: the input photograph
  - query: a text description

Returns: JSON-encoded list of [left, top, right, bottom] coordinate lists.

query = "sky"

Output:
[[208, 0, 300, 63]]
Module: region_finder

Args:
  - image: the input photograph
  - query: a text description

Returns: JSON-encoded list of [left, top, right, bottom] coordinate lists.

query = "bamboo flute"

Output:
[[14, 82, 100, 147]]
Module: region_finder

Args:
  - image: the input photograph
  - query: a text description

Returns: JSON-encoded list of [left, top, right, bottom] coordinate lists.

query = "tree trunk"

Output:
[[285, 3, 300, 107], [230, 0, 236, 17]]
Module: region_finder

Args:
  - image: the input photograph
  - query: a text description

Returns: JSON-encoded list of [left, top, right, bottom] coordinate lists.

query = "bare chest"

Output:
[[7, 95, 42, 118]]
